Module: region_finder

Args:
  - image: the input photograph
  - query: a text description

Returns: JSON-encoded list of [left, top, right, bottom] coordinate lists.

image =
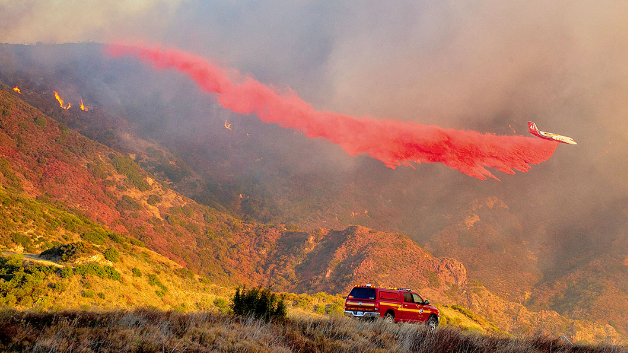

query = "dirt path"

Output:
[[2, 251, 64, 268]]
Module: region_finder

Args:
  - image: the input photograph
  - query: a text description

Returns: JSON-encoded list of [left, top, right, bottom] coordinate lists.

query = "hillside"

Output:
[[0, 48, 625, 343], [4, 43, 623, 319]]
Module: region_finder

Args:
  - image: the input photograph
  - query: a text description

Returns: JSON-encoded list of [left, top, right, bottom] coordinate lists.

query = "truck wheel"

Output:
[[426, 315, 438, 331], [384, 312, 395, 324]]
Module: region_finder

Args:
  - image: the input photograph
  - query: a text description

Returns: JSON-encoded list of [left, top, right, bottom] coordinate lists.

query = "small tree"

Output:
[[231, 286, 287, 321]]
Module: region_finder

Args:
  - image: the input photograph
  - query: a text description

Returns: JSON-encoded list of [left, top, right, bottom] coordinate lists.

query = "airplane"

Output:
[[527, 121, 576, 145]]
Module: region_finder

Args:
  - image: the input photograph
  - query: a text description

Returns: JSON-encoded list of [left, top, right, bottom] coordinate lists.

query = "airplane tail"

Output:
[[527, 121, 539, 134]]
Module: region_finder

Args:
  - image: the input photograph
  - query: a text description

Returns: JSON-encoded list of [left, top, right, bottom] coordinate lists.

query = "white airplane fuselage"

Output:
[[527, 121, 576, 145]]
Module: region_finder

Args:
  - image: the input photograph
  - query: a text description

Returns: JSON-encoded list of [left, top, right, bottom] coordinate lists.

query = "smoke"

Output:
[[0, 0, 182, 44], [106, 44, 557, 180], [3, 0, 628, 301]]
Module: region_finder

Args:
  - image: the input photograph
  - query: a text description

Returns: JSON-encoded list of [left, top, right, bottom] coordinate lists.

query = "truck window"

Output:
[[403, 293, 414, 303], [348, 287, 376, 300], [380, 291, 398, 300], [412, 293, 423, 304]]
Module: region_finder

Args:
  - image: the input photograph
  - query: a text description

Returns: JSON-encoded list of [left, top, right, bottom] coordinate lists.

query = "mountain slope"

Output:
[[0, 58, 624, 342]]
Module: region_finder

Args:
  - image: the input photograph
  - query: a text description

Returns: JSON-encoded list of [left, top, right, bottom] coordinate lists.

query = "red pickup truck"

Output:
[[344, 285, 439, 330]]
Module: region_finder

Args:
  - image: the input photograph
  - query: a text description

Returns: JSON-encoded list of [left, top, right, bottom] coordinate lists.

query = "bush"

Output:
[[59, 266, 73, 278], [111, 155, 151, 191], [103, 266, 121, 281], [103, 248, 119, 263], [34, 116, 47, 128], [231, 286, 287, 321], [131, 268, 142, 277], [82, 290, 95, 298], [41, 242, 94, 262], [147, 274, 167, 296], [11, 233, 33, 251], [75, 263, 121, 281], [174, 268, 194, 280], [81, 232, 107, 245], [213, 298, 229, 313], [117, 195, 142, 211], [147, 194, 162, 206]]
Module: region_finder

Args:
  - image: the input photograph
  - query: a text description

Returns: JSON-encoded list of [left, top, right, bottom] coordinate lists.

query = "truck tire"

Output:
[[426, 315, 438, 331], [384, 311, 395, 324]]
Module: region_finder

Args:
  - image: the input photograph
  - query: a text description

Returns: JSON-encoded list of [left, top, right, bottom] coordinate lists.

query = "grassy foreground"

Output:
[[0, 310, 625, 353]]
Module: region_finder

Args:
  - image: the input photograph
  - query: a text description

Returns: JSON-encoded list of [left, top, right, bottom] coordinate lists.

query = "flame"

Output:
[[53, 91, 71, 109], [12, 86, 21, 94], [80, 99, 88, 111], [224, 120, 232, 130]]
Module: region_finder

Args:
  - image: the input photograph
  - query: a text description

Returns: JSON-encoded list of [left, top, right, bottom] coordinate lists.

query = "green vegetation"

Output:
[[74, 263, 121, 281], [231, 286, 287, 321], [0, 254, 55, 307], [117, 195, 142, 211], [147, 274, 167, 297], [146, 194, 161, 205], [80, 232, 107, 245], [103, 248, 119, 263], [34, 116, 47, 128], [111, 155, 151, 191], [0, 158, 22, 190], [40, 242, 94, 262]]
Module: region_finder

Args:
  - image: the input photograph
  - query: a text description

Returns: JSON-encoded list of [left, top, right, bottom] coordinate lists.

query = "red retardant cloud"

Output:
[[106, 44, 558, 180]]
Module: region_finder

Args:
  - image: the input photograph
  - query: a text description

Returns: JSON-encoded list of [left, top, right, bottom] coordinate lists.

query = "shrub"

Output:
[[59, 266, 73, 278], [34, 116, 47, 128], [147, 274, 167, 296], [53, 282, 68, 291], [103, 248, 119, 263], [42, 242, 94, 262], [128, 238, 146, 248], [117, 195, 142, 212], [231, 286, 287, 321], [74, 263, 121, 281], [11, 233, 34, 251], [111, 155, 151, 191], [103, 266, 121, 281], [107, 233, 126, 244], [82, 290, 95, 298], [81, 232, 107, 245], [147, 194, 162, 206], [131, 268, 142, 277], [214, 298, 229, 313], [174, 268, 194, 280]]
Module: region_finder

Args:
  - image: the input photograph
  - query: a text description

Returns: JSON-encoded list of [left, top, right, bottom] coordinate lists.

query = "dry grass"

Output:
[[0, 309, 625, 353]]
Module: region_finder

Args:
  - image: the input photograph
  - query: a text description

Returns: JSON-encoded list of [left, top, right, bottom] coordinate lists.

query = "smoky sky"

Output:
[[2, 0, 628, 242]]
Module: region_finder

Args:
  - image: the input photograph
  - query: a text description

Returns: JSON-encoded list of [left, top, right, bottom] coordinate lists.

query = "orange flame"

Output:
[[224, 120, 232, 130], [53, 91, 71, 109], [80, 99, 88, 111], [12, 86, 21, 94]]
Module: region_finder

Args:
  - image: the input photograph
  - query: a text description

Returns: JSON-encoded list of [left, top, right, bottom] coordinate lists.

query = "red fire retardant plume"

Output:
[[106, 44, 558, 180]]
